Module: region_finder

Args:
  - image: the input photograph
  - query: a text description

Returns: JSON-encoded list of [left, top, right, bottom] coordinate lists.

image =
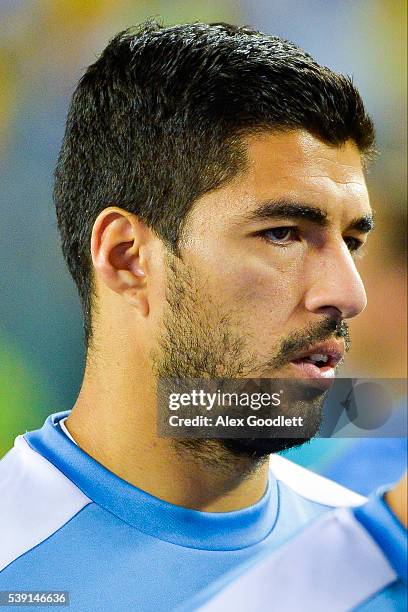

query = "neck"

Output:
[[66, 359, 269, 512]]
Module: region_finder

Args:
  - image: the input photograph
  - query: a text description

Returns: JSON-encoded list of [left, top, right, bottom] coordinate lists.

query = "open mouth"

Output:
[[288, 342, 344, 385], [292, 352, 336, 369]]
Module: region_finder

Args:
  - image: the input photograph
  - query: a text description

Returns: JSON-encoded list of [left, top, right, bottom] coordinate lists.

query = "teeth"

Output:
[[310, 353, 329, 363]]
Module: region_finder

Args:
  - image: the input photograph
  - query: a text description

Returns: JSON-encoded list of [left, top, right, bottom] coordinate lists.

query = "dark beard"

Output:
[[151, 250, 349, 468]]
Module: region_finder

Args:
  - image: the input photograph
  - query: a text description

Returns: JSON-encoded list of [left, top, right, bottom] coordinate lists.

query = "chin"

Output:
[[221, 437, 312, 459]]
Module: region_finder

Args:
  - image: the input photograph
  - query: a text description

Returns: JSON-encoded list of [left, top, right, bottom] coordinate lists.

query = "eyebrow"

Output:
[[345, 214, 374, 233], [242, 200, 374, 233]]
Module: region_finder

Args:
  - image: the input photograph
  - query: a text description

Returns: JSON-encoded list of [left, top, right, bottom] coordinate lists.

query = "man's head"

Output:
[[54, 22, 375, 460]]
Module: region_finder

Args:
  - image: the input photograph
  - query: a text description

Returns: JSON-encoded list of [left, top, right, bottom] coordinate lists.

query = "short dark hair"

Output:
[[54, 21, 375, 349]]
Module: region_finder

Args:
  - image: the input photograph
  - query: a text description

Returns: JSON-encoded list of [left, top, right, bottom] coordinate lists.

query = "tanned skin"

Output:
[[66, 130, 372, 512]]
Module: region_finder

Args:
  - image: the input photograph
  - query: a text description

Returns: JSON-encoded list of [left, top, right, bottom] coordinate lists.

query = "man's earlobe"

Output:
[[118, 269, 149, 316]]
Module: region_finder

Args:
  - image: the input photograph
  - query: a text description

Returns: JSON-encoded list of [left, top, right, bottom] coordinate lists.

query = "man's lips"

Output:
[[289, 340, 344, 369], [288, 340, 345, 385]]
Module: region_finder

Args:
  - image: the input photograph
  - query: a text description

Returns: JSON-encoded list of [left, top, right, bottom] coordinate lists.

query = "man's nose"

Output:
[[304, 243, 367, 320]]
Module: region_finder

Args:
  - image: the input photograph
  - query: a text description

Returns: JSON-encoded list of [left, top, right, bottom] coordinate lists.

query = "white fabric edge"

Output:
[[59, 416, 78, 445], [0, 436, 91, 572], [270, 453, 366, 507]]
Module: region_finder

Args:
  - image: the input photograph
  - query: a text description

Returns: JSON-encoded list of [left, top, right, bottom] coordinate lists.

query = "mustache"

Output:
[[259, 317, 350, 372]]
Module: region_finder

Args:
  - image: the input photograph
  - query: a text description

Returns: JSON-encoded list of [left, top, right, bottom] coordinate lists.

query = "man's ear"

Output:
[[91, 206, 149, 316]]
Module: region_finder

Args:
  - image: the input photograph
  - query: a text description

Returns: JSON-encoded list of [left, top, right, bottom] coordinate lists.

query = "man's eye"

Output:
[[344, 236, 363, 252], [259, 227, 298, 244]]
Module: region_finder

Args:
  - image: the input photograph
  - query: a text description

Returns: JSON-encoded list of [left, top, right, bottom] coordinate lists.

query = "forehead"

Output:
[[188, 130, 371, 228], [243, 130, 366, 190]]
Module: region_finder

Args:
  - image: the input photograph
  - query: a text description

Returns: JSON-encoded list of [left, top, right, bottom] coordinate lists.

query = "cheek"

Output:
[[227, 263, 305, 326], [229, 268, 304, 359], [190, 241, 305, 326]]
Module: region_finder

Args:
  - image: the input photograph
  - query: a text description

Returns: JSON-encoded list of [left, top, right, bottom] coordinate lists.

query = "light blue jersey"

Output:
[[1, 411, 369, 611]]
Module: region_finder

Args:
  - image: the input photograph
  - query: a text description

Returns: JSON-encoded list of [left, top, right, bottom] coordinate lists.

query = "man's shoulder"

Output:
[[0, 435, 91, 573], [270, 453, 366, 508]]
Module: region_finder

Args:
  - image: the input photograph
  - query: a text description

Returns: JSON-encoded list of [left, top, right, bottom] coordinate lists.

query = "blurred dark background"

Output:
[[1, 1, 406, 466]]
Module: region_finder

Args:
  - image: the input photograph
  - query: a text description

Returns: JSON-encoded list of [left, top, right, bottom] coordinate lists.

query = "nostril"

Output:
[[315, 306, 343, 323]]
